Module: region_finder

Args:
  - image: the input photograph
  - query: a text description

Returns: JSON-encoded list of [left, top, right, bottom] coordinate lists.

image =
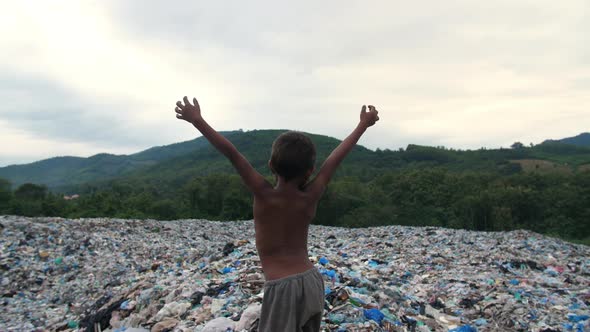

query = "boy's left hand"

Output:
[[175, 96, 202, 124], [360, 105, 379, 128]]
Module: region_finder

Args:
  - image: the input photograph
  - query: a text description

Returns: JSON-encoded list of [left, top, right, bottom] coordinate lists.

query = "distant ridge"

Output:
[[543, 132, 590, 147], [0, 130, 360, 190], [0, 132, 221, 189], [1, 130, 589, 191]]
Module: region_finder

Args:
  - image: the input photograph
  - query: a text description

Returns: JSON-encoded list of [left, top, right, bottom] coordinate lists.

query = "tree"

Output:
[[511, 142, 525, 149], [150, 199, 177, 220], [0, 178, 12, 212], [14, 183, 47, 200], [10, 183, 47, 216]]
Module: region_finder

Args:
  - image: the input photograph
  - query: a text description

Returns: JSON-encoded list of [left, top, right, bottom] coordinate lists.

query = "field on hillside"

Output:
[[509, 159, 572, 174]]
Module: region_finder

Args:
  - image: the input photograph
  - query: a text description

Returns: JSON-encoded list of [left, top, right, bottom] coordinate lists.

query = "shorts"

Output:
[[258, 267, 325, 332]]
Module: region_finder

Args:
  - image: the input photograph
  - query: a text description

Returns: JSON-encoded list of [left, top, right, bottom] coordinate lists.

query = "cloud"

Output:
[[0, 119, 133, 167], [0, 73, 143, 145], [0, 0, 588, 166]]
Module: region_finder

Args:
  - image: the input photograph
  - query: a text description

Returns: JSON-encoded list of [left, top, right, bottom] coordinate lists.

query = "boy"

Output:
[[175, 97, 379, 332]]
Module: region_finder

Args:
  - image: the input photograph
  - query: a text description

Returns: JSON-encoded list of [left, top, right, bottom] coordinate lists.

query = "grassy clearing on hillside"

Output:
[[510, 159, 573, 174]]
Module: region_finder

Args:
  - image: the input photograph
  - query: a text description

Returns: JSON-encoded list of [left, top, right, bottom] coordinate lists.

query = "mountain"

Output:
[[0, 130, 374, 190], [0, 134, 216, 189], [74, 130, 376, 193], [2, 130, 590, 191], [543, 132, 590, 147]]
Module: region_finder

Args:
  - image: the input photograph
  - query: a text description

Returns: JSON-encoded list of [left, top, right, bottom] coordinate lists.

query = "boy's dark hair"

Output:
[[270, 131, 316, 181]]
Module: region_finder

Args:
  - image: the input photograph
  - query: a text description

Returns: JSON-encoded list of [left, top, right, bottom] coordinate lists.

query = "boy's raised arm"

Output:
[[175, 96, 270, 194], [308, 105, 379, 195]]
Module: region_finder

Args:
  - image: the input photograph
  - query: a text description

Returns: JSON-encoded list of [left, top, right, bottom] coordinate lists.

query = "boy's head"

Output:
[[270, 131, 316, 182]]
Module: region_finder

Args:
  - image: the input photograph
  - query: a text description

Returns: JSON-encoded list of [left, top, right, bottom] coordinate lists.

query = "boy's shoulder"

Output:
[[258, 186, 320, 203]]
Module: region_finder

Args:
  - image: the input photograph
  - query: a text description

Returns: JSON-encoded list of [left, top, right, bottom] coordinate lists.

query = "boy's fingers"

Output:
[[175, 107, 182, 114], [361, 105, 367, 113], [176, 113, 183, 119], [183, 96, 190, 106], [193, 98, 200, 108], [176, 101, 184, 109]]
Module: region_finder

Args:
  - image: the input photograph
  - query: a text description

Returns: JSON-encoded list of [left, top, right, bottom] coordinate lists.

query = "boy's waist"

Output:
[[263, 266, 320, 286], [259, 254, 314, 281]]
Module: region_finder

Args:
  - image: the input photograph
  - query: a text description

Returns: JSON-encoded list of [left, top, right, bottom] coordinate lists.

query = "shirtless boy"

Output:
[[175, 97, 379, 332]]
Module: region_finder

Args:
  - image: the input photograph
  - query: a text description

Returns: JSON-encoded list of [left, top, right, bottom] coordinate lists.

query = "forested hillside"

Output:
[[1, 130, 589, 244], [3, 130, 590, 191]]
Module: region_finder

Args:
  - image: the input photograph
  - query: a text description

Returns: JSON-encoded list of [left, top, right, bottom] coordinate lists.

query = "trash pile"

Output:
[[1, 215, 589, 331]]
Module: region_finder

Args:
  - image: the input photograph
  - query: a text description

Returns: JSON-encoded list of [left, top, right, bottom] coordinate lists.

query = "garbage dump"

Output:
[[1, 215, 589, 331]]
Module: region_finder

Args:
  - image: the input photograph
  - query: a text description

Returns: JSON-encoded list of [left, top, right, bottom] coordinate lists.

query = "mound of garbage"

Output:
[[0, 216, 588, 331]]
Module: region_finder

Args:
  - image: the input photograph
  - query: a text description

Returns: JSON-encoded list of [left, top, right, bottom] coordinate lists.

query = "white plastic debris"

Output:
[[201, 316, 235, 332], [235, 303, 261, 331]]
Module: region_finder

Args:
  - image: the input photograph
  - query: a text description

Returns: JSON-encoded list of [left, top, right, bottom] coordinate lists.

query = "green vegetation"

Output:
[[3, 130, 590, 192], [1, 169, 588, 244], [1, 130, 589, 244]]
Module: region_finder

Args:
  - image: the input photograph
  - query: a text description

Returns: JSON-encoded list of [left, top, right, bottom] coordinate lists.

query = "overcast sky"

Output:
[[1, 1, 588, 166]]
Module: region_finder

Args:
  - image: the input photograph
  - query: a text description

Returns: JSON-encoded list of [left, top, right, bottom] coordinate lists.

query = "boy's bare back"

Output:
[[253, 184, 320, 280]]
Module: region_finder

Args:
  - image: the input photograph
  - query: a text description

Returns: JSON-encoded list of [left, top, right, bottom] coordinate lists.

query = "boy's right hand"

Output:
[[175, 96, 203, 124], [360, 105, 379, 128]]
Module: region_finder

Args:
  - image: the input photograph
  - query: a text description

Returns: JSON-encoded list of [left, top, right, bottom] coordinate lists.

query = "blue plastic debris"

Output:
[[368, 260, 379, 268], [449, 325, 477, 332], [567, 314, 589, 323], [221, 267, 235, 274], [364, 308, 385, 325], [321, 269, 337, 279], [569, 302, 581, 310], [474, 318, 487, 326], [544, 267, 559, 277], [319, 257, 329, 265], [328, 313, 347, 324], [120, 300, 130, 310]]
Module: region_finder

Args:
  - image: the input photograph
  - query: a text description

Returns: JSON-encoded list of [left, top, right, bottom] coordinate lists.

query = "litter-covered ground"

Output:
[[0, 216, 589, 332]]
